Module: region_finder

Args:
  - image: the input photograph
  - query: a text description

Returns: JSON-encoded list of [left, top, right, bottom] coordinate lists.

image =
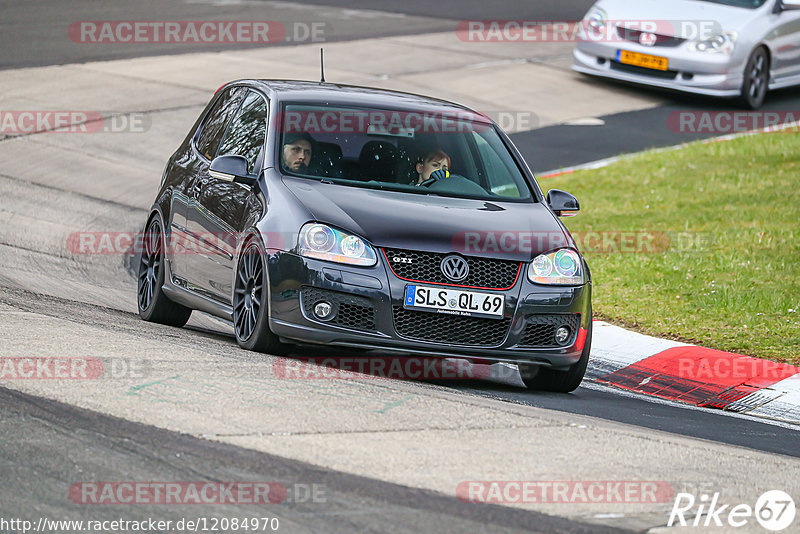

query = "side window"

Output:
[[195, 87, 244, 160], [216, 91, 268, 174], [473, 133, 520, 198]]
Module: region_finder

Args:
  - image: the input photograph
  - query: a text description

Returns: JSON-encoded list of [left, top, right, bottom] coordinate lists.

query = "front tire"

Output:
[[740, 47, 769, 110], [233, 237, 288, 354], [137, 215, 192, 327], [519, 318, 592, 393]]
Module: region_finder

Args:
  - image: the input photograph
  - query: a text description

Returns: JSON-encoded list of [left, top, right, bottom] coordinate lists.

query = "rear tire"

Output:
[[137, 215, 192, 327], [233, 237, 289, 355], [740, 47, 769, 110], [519, 318, 592, 393]]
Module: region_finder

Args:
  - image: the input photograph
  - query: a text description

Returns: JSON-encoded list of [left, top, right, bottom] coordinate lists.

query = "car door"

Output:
[[767, 1, 800, 83], [184, 89, 269, 303], [170, 86, 245, 284]]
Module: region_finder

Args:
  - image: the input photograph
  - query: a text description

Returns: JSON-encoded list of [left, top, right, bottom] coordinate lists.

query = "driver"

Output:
[[282, 132, 314, 173], [415, 149, 450, 186]]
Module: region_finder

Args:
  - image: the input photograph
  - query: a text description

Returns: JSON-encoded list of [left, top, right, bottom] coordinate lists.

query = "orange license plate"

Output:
[[617, 50, 669, 71]]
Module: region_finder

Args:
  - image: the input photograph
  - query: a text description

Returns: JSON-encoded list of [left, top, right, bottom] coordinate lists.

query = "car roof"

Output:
[[230, 79, 491, 122]]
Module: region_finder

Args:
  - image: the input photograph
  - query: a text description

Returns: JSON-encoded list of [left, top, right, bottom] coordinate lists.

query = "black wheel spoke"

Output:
[[244, 251, 253, 279], [248, 308, 256, 333], [237, 268, 248, 286]]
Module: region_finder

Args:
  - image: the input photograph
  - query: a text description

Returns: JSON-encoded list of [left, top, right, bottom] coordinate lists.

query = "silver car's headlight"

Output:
[[528, 249, 585, 285], [690, 32, 737, 54], [582, 7, 608, 39], [298, 223, 377, 267]]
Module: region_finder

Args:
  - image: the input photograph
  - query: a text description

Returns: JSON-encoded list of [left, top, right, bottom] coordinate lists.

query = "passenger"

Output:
[[415, 148, 450, 186], [282, 132, 314, 173]]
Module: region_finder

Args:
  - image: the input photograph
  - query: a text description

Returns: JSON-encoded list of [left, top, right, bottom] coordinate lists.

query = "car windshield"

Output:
[[693, 0, 767, 8], [278, 104, 534, 202]]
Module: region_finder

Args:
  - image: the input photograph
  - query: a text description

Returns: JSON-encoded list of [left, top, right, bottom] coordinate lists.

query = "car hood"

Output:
[[282, 177, 571, 262], [593, 0, 759, 38]]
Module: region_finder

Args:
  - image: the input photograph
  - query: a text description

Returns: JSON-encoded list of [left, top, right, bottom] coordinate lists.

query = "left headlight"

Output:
[[298, 223, 377, 267], [690, 31, 737, 55], [528, 249, 585, 285], [580, 7, 607, 39]]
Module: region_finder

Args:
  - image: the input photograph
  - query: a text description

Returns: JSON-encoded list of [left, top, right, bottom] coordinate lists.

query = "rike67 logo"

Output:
[[668, 490, 796, 531]]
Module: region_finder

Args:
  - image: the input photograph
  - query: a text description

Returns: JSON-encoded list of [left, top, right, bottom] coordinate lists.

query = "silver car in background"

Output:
[[573, 0, 800, 108]]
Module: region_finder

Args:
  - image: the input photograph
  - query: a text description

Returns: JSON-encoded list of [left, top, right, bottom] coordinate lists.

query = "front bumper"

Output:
[[573, 40, 743, 98], [266, 251, 591, 369]]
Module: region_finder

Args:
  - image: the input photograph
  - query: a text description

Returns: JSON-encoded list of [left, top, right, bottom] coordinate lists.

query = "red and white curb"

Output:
[[588, 321, 800, 425], [531, 124, 800, 425]]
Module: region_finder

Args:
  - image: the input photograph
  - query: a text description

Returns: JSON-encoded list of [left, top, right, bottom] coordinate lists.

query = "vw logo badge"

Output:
[[441, 255, 469, 282], [639, 32, 657, 47]]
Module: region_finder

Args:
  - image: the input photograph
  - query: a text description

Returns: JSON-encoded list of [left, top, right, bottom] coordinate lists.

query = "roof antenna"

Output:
[[319, 47, 326, 84]]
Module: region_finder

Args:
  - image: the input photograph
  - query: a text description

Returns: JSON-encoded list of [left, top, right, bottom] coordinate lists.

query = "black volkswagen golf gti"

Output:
[[138, 80, 592, 392]]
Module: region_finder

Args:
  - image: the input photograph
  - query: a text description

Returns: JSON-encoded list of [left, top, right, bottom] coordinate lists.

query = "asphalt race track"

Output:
[[1, 2, 799, 533]]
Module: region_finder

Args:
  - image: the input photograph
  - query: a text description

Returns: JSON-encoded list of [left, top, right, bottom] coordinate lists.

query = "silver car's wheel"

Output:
[[741, 47, 769, 110]]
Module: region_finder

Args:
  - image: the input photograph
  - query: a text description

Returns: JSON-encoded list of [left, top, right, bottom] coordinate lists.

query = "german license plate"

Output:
[[404, 285, 504, 320], [617, 50, 669, 71]]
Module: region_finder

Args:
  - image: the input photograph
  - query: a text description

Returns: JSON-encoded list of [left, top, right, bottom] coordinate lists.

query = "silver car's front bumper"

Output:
[[572, 40, 744, 98]]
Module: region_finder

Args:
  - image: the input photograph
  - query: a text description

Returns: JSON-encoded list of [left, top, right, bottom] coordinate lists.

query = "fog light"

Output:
[[555, 326, 571, 345], [313, 301, 333, 319]]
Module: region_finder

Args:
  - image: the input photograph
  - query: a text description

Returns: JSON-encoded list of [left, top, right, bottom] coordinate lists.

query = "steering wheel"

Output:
[[420, 168, 449, 187]]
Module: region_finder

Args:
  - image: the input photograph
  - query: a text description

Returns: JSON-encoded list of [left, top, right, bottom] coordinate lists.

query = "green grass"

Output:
[[543, 132, 800, 365]]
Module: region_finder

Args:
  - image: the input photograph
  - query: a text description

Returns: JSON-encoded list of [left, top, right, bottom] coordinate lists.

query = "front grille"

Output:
[[610, 61, 678, 80], [520, 314, 581, 348], [383, 248, 521, 290], [615, 26, 685, 48], [392, 306, 511, 347], [301, 287, 376, 332]]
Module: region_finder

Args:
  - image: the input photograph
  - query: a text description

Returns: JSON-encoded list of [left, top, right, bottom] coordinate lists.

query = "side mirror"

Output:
[[210, 155, 257, 187], [547, 189, 580, 217], [779, 0, 800, 10]]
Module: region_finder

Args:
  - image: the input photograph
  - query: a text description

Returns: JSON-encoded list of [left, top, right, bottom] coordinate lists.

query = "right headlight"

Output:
[[528, 249, 585, 285], [298, 223, 377, 267], [689, 31, 737, 55]]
